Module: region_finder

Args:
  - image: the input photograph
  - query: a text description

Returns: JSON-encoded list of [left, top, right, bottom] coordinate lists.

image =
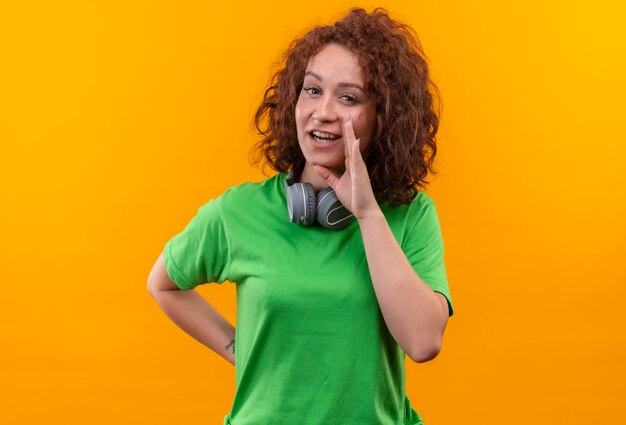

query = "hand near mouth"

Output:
[[313, 115, 382, 221]]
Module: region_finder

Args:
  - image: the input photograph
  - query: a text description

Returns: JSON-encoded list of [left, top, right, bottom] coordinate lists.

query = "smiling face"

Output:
[[295, 43, 378, 179]]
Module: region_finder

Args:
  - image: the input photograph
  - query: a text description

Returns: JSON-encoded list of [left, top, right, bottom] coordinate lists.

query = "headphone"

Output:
[[284, 169, 354, 230]]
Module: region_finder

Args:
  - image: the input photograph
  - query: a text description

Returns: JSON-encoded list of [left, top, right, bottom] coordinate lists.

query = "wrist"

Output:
[[356, 205, 385, 224]]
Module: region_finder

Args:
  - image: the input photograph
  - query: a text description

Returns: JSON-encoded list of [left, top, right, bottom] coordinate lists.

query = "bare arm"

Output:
[[147, 252, 236, 365], [358, 213, 449, 363], [313, 117, 449, 364]]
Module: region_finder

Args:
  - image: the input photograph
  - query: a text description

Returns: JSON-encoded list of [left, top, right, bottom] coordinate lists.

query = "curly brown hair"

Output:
[[252, 7, 441, 206]]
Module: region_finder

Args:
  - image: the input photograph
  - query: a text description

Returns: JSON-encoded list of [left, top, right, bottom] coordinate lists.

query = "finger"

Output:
[[353, 138, 365, 166], [351, 139, 359, 177], [343, 115, 356, 158], [342, 115, 356, 142], [313, 164, 340, 189]]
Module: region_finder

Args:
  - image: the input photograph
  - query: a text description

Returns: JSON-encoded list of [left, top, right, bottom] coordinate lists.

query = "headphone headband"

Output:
[[286, 169, 297, 186]]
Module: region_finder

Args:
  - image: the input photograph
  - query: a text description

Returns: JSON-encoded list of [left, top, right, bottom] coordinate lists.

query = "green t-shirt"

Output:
[[163, 173, 454, 425]]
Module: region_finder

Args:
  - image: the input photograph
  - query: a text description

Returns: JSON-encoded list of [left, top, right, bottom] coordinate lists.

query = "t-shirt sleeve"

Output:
[[162, 197, 230, 290], [403, 199, 454, 316]]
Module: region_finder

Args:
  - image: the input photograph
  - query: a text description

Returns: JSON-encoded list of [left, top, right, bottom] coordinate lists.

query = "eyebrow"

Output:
[[305, 70, 365, 92]]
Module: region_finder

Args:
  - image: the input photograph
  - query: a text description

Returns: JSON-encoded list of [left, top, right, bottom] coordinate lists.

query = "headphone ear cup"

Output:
[[286, 182, 317, 226], [316, 187, 354, 230]]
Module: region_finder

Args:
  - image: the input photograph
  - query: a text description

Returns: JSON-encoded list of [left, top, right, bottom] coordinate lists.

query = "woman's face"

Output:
[[295, 43, 378, 174]]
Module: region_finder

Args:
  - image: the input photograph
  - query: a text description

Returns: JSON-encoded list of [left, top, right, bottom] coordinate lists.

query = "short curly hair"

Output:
[[252, 7, 441, 206]]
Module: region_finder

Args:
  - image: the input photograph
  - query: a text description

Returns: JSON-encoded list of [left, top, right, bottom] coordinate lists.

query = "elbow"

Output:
[[406, 336, 442, 363], [147, 278, 157, 299], [146, 276, 165, 299]]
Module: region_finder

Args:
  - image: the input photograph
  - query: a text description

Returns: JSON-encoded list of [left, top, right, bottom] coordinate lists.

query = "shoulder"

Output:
[[382, 191, 442, 246], [222, 173, 284, 197], [408, 191, 436, 214], [383, 190, 437, 223], [215, 173, 285, 205], [214, 174, 287, 222]]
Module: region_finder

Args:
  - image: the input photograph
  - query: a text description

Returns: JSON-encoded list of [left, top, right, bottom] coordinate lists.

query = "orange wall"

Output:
[[1, 1, 625, 423]]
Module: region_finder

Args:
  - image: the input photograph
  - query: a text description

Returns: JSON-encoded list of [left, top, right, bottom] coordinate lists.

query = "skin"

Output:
[[316, 116, 450, 362], [147, 253, 236, 365], [147, 43, 449, 365], [295, 43, 378, 193], [299, 43, 450, 361]]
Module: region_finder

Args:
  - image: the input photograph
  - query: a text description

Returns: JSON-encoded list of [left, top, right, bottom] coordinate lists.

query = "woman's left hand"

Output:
[[313, 116, 382, 221]]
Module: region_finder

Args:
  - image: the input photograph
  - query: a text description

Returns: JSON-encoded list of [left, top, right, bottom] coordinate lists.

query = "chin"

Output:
[[300, 149, 344, 172], [308, 155, 344, 171]]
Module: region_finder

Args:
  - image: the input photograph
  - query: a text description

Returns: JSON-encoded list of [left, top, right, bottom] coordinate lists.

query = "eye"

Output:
[[303, 86, 320, 95], [341, 94, 359, 104]]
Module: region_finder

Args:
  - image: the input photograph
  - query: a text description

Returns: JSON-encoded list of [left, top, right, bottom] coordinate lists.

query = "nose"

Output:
[[313, 95, 338, 122]]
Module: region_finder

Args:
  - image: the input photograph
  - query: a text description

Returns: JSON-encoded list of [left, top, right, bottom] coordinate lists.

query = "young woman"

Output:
[[148, 8, 454, 425]]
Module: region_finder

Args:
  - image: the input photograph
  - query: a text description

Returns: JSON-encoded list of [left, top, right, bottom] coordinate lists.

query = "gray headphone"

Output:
[[284, 169, 354, 230]]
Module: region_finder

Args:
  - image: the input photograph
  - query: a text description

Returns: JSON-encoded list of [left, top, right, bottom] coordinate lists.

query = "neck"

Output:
[[298, 162, 340, 193]]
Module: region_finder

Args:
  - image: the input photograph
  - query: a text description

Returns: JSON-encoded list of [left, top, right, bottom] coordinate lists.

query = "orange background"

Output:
[[1, 1, 625, 424]]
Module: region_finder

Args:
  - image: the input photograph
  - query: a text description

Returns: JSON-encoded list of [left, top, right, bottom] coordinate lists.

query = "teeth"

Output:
[[311, 131, 340, 141]]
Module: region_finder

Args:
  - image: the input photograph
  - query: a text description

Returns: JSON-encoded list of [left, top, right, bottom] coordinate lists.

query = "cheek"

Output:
[[294, 98, 308, 129], [294, 106, 304, 131], [353, 109, 377, 139]]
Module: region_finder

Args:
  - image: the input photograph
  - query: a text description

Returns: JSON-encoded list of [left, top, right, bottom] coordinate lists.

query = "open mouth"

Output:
[[310, 130, 341, 143]]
